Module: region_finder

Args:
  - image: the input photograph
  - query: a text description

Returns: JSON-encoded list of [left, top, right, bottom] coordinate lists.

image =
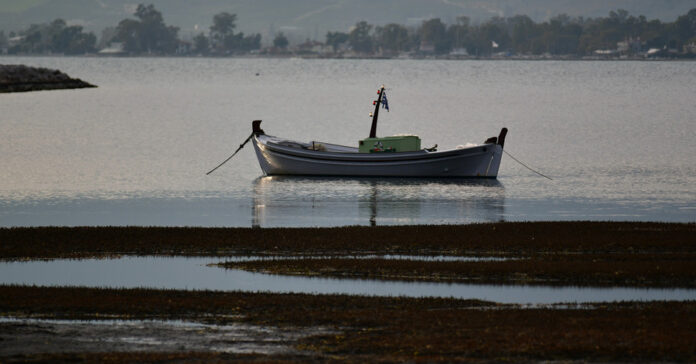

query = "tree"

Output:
[[326, 31, 349, 51], [7, 18, 95, 54], [208, 12, 260, 54], [114, 18, 142, 52], [23, 24, 45, 53], [420, 18, 450, 53], [135, 4, 179, 53], [210, 12, 237, 52], [193, 33, 209, 54], [465, 18, 510, 56], [349, 21, 373, 53], [52, 25, 96, 54], [674, 8, 696, 46], [448, 16, 471, 50], [239, 33, 261, 51], [376, 23, 410, 53], [114, 4, 179, 54], [609, 9, 630, 24], [273, 32, 289, 48], [508, 15, 539, 53]]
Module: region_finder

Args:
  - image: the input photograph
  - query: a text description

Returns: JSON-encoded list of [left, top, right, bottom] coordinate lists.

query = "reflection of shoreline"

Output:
[[251, 176, 505, 227]]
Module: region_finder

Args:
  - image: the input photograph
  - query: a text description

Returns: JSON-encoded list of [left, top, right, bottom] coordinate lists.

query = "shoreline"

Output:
[[2, 53, 695, 62]]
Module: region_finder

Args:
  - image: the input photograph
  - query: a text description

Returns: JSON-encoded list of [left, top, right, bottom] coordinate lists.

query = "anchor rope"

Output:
[[503, 149, 553, 180], [205, 133, 254, 175]]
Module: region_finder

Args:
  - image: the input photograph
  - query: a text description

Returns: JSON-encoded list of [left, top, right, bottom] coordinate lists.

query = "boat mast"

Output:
[[368, 85, 385, 138]]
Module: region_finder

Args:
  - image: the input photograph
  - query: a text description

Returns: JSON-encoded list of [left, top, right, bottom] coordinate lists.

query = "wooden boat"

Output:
[[251, 86, 507, 178]]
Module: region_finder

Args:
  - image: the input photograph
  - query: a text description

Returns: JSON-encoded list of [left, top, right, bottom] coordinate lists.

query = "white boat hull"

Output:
[[252, 134, 504, 178]]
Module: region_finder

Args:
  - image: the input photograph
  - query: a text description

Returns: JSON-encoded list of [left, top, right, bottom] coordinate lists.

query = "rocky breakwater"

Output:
[[0, 64, 96, 93]]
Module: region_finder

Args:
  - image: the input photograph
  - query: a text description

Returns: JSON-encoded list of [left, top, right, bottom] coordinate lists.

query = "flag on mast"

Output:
[[381, 91, 389, 111]]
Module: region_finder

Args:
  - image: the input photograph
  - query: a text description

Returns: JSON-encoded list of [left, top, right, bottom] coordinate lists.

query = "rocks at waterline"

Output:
[[0, 64, 96, 93]]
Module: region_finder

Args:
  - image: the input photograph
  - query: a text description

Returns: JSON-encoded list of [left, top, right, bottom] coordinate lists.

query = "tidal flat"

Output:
[[220, 252, 696, 287], [2, 221, 694, 259], [1, 286, 695, 362], [1, 221, 695, 362], [2, 222, 695, 288]]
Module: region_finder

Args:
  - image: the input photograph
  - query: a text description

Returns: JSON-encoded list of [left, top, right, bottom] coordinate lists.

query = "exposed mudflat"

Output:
[[219, 252, 696, 287], [2, 222, 694, 260], [1, 287, 696, 362], [3, 222, 694, 288], [2, 222, 695, 362]]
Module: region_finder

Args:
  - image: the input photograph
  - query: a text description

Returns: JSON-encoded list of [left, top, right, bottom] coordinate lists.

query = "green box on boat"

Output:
[[358, 135, 421, 153]]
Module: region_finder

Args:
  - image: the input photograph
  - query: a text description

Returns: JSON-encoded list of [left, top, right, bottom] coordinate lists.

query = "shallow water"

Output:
[[1, 256, 694, 304], [1, 57, 694, 226], [0, 317, 322, 355]]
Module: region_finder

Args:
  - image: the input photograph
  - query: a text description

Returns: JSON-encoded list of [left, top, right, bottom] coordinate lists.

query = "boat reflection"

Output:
[[251, 176, 505, 227]]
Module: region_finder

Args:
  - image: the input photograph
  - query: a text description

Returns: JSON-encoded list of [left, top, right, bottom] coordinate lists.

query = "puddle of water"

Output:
[[1, 256, 695, 304], [0, 317, 325, 355]]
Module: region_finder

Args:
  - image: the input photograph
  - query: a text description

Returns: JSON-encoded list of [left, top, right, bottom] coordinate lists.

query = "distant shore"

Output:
[[0, 64, 96, 93], [2, 53, 695, 62]]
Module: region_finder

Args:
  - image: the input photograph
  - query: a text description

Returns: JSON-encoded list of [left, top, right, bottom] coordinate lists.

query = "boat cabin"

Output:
[[358, 135, 421, 153]]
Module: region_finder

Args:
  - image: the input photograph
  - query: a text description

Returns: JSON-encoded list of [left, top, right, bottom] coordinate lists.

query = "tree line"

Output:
[[1, 4, 695, 57], [0, 4, 261, 55], [335, 8, 696, 56]]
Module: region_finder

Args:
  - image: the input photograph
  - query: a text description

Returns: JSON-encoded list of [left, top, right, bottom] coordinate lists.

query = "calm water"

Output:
[[2, 256, 695, 304], [1, 57, 695, 226]]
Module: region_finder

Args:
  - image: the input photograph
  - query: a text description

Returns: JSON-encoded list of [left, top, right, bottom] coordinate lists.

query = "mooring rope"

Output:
[[206, 133, 254, 175], [503, 149, 553, 180]]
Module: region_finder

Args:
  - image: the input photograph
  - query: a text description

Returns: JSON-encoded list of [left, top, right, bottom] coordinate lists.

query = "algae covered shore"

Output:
[[1, 286, 695, 362], [2, 221, 696, 362], [2, 221, 695, 288], [2, 221, 694, 259]]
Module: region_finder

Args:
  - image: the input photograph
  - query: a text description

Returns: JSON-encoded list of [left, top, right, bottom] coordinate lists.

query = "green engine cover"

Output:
[[359, 135, 421, 153]]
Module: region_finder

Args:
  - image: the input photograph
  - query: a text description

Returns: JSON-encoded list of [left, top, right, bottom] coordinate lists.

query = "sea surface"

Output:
[[1, 57, 695, 226]]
